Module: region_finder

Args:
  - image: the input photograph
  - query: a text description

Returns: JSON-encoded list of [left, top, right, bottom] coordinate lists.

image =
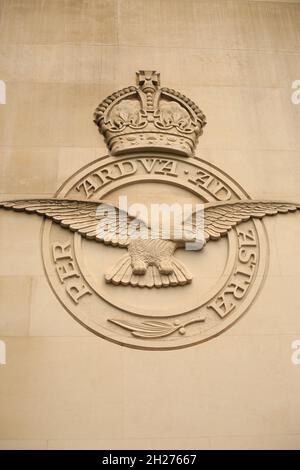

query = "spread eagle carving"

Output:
[[0, 199, 299, 288]]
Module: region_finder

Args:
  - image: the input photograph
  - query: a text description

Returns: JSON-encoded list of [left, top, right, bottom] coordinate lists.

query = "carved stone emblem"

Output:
[[1, 71, 299, 350]]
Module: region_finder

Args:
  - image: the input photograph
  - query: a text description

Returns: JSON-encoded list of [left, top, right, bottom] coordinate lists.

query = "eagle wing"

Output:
[[185, 200, 300, 243], [0, 198, 149, 247]]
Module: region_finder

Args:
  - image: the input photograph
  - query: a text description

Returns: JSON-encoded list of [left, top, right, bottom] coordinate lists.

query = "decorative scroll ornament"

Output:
[[94, 70, 206, 157]]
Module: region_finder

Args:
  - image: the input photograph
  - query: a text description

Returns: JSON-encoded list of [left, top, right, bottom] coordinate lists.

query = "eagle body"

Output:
[[105, 238, 192, 287], [129, 239, 176, 275]]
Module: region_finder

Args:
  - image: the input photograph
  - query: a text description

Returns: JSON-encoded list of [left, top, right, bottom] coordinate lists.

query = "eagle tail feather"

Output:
[[105, 255, 192, 288]]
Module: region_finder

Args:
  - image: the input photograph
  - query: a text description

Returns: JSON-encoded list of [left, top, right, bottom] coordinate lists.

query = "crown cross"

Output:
[[137, 70, 159, 108]]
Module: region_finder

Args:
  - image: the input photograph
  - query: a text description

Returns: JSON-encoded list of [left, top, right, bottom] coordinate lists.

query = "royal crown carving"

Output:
[[94, 70, 207, 157]]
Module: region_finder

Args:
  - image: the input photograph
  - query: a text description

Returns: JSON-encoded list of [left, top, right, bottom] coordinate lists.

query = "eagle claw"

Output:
[[132, 260, 147, 275], [158, 259, 174, 275]]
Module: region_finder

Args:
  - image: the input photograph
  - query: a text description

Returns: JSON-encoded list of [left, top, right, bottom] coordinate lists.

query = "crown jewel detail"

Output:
[[94, 71, 206, 157]]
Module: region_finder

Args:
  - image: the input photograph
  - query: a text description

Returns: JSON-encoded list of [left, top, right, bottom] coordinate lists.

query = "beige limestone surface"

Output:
[[0, 0, 300, 449]]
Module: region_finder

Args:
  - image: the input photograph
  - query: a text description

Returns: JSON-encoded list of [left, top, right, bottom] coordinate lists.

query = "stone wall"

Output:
[[0, 0, 300, 450]]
